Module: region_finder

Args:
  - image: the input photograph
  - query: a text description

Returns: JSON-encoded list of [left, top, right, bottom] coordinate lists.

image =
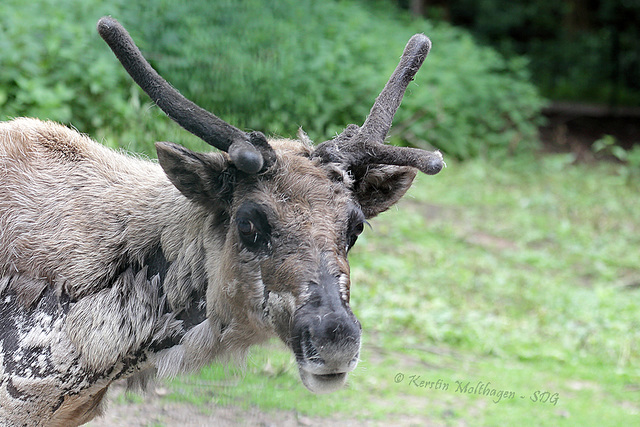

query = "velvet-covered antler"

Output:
[[97, 16, 274, 174], [313, 34, 443, 176]]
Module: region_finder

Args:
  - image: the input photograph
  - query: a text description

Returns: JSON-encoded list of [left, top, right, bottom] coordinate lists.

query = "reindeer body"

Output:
[[0, 118, 224, 424], [0, 118, 351, 424], [0, 17, 443, 426]]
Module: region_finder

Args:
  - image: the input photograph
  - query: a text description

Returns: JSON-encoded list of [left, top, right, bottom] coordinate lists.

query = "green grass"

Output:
[[144, 153, 640, 425]]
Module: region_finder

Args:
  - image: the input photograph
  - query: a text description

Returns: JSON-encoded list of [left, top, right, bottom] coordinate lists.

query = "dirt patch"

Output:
[[463, 231, 518, 252], [88, 382, 442, 427], [89, 384, 319, 426]]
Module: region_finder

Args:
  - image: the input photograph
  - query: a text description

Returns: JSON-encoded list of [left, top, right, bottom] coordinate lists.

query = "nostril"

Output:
[[323, 318, 345, 342], [317, 312, 359, 344], [302, 330, 323, 364]]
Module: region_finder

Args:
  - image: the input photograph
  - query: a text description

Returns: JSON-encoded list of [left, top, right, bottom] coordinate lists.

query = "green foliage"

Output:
[[593, 135, 640, 186], [0, 0, 137, 132], [117, 0, 545, 160], [1, 0, 545, 160]]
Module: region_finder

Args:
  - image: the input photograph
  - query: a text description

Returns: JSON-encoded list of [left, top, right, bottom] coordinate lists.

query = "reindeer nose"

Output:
[[295, 303, 361, 373], [291, 273, 361, 374], [311, 311, 360, 351], [290, 253, 362, 376]]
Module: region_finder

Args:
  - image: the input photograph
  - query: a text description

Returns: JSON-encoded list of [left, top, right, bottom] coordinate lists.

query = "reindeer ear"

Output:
[[352, 165, 417, 219], [156, 142, 233, 206]]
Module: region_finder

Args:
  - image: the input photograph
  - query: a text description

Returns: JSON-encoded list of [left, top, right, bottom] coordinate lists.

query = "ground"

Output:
[[89, 382, 318, 427], [89, 382, 440, 427]]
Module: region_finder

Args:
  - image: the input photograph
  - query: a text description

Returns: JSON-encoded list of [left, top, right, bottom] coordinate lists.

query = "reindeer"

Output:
[[0, 17, 443, 426]]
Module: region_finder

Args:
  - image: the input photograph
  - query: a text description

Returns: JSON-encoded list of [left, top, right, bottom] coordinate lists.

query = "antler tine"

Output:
[[314, 34, 443, 176], [360, 33, 431, 143], [97, 16, 273, 174]]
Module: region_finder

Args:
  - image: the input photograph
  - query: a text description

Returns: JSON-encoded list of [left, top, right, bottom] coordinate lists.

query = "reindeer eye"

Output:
[[238, 218, 256, 237], [237, 218, 261, 247], [353, 221, 365, 237], [236, 202, 272, 252], [347, 213, 367, 251]]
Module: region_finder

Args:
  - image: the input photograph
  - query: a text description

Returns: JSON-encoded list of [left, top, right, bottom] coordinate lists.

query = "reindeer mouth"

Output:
[[297, 368, 348, 394], [294, 330, 358, 393]]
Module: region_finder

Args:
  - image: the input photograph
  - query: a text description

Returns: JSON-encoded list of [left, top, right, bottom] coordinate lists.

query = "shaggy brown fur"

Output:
[[0, 17, 444, 427], [0, 118, 420, 425]]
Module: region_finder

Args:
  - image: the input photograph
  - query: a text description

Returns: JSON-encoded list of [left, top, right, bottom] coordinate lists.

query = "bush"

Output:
[[0, 0, 546, 160], [118, 0, 546, 159], [0, 0, 136, 132]]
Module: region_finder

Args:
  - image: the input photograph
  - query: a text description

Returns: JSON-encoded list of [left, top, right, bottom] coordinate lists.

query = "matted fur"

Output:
[[0, 18, 443, 426], [0, 118, 420, 425]]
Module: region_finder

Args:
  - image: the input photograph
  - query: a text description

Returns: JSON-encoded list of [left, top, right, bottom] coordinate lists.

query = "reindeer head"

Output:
[[98, 17, 443, 393]]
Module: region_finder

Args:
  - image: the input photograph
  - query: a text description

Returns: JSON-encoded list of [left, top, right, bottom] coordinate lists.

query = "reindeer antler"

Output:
[[313, 34, 444, 176], [97, 16, 274, 174]]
